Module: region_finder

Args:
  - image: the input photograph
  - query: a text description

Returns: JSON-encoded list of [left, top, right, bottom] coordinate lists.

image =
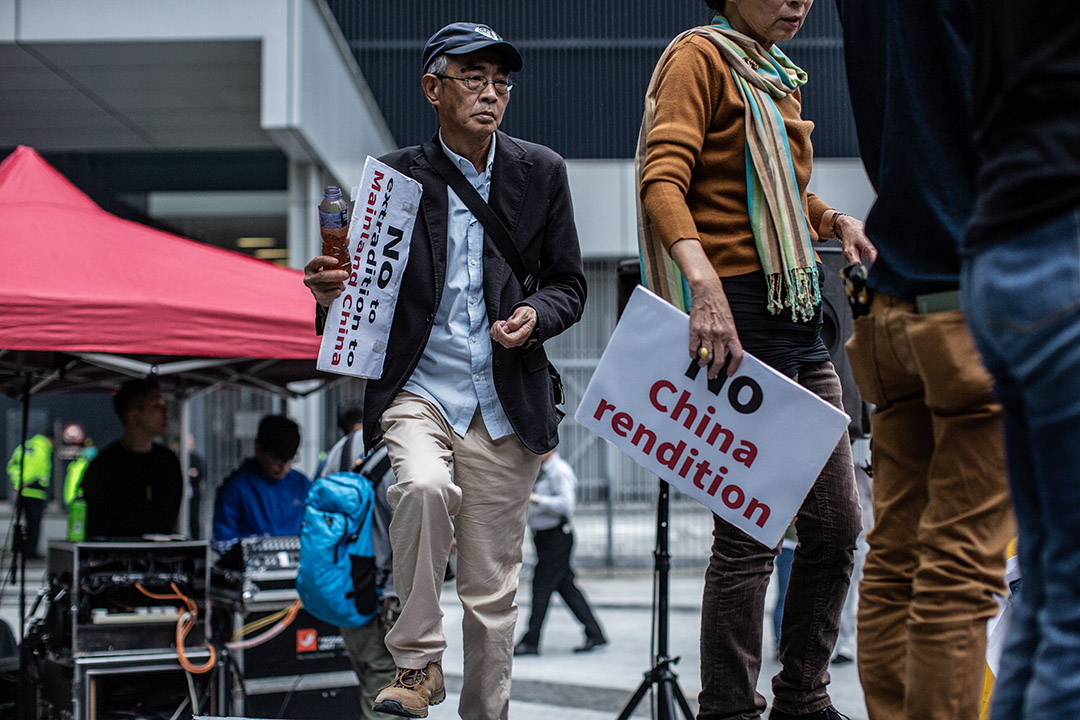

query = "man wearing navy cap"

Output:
[[304, 21, 586, 720]]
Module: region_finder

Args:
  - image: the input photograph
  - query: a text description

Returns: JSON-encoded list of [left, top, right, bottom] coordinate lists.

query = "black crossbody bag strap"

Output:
[[420, 139, 566, 414], [421, 140, 538, 295]]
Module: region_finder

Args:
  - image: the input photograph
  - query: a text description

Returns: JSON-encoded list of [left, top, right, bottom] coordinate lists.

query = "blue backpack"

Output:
[[296, 436, 378, 628]]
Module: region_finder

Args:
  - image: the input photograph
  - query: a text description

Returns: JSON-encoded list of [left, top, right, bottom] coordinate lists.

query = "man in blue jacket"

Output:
[[212, 415, 310, 554]]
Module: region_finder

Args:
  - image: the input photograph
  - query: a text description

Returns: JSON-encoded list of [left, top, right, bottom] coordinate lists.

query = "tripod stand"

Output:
[[4, 374, 34, 720], [616, 479, 695, 720]]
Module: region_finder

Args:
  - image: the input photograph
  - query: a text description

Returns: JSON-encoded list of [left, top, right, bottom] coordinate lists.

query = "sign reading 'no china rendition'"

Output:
[[574, 286, 850, 548]]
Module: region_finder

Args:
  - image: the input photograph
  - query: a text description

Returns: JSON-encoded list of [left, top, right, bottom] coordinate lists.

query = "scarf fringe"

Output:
[[766, 266, 820, 322]]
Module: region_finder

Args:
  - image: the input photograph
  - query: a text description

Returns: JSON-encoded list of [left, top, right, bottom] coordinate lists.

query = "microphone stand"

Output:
[[615, 479, 694, 720]]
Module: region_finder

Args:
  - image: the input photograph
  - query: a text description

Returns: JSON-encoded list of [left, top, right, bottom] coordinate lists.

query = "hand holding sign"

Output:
[[574, 286, 849, 548], [669, 237, 744, 379], [316, 157, 423, 379]]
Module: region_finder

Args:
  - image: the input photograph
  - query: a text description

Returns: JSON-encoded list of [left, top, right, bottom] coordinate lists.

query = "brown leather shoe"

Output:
[[372, 661, 445, 718]]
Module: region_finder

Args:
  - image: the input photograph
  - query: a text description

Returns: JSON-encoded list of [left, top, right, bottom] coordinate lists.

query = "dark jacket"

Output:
[[82, 441, 183, 538], [363, 131, 586, 454], [835, 0, 976, 298]]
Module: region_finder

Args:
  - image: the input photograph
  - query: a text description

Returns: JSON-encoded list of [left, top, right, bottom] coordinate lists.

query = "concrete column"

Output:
[[177, 393, 191, 537], [286, 159, 326, 476]]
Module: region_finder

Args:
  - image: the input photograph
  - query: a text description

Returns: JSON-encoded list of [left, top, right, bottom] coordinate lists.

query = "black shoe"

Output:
[[831, 651, 854, 665], [573, 636, 608, 653], [769, 706, 851, 720], [513, 641, 538, 656]]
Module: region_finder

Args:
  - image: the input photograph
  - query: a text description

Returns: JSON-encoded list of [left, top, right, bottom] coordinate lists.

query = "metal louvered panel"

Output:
[[326, 0, 858, 159], [783, 2, 860, 158]]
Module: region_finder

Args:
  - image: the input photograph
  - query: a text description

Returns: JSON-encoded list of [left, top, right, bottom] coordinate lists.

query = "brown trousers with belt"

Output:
[[846, 295, 1014, 720]]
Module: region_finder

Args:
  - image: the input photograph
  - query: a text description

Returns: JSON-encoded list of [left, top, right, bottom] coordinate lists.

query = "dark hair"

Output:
[[705, 0, 727, 12], [256, 415, 301, 461], [113, 378, 160, 423], [337, 402, 364, 436]]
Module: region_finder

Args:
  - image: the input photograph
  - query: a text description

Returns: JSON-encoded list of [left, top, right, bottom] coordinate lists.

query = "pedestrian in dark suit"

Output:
[[514, 450, 606, 657], [304, 22, 586, 720]]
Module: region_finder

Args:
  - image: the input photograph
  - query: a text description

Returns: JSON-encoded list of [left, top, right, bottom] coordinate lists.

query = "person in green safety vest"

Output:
[[7, 431, 53, 559], [63, 440, 96, 542], [63, 439, 96, 506]]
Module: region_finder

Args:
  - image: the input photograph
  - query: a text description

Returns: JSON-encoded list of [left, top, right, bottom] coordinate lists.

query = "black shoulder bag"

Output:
[[420, 140, 565, 416]]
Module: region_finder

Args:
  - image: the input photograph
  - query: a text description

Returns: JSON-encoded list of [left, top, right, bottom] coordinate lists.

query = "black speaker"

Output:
[[817, 246, 869, 438], [616, 257, 641, 321], [613, 253, 868, 437]]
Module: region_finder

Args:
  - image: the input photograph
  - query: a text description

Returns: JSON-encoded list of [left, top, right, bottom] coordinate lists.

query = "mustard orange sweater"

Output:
[[640, 34, 831, 278]]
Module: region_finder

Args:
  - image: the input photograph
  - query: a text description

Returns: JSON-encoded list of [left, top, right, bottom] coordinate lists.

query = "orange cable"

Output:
[[134, 582, 217, 674]]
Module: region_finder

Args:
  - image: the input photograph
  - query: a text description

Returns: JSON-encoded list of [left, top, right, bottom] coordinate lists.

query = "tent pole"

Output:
[[12, 374, 30, 720], [178, 392, 192, 538], [13, 375, 29, 631]]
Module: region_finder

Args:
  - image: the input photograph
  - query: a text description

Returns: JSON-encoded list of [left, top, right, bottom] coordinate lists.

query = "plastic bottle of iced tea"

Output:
[[319, 185, 350, 272]]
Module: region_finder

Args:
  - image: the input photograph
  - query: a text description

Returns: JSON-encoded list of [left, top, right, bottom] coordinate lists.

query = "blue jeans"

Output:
[[772, 543, 795, 653], [962, 206, 1080, 719]]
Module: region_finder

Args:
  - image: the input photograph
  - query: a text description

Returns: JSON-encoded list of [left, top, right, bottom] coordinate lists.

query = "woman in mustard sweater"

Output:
[[637, 1, 876, 719]]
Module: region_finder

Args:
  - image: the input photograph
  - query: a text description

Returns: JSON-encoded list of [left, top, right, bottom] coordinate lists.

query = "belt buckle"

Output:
[[914, 290, 961, 314]]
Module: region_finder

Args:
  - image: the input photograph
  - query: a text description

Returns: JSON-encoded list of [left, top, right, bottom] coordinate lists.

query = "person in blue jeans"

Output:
[[962, 2, 1080, 718]]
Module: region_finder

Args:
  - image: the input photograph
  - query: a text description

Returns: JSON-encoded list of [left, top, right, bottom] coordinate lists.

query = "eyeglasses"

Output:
[[433, 73, 513, 95]]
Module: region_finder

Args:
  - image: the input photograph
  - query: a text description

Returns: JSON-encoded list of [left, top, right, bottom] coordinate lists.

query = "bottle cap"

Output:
[[323, 185, 342, 199]]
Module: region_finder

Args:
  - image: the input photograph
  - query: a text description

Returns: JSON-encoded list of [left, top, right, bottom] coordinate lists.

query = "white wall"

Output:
[[565, 157, 876, 259]]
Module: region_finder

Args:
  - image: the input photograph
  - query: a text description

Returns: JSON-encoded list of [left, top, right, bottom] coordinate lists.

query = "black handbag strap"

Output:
[[421, 139, 537, 295]]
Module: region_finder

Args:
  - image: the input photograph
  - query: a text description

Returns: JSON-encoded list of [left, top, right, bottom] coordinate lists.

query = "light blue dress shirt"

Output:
[[402, 132, 514, 440]]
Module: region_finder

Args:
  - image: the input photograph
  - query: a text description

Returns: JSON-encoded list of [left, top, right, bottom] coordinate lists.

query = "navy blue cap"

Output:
[[421, 22, 523, 75]]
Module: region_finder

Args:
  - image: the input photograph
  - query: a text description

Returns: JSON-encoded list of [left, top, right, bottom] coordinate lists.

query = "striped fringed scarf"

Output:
[[635, 16, 820, 320]]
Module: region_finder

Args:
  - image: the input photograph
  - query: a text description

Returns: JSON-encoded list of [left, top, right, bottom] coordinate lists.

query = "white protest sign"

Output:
[[574, 286, 850, 548], [986, 552, 1021, 676], [317, 157, 423, 379]]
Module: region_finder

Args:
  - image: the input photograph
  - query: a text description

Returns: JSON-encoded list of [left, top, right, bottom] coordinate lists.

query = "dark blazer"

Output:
[[362, 130, 587, 455]]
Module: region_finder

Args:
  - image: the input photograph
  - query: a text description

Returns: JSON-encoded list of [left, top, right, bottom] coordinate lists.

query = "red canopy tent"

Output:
[[0, 145, 327, 396], [0, 146, 336, 663]]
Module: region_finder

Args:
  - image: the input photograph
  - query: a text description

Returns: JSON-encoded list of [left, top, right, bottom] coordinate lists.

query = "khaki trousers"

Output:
[[380, 392, 541, 720], [845, 295, 1014, 720]]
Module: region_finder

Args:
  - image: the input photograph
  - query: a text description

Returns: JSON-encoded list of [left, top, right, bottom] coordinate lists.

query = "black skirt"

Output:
[[721, 264, 830, 378]]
